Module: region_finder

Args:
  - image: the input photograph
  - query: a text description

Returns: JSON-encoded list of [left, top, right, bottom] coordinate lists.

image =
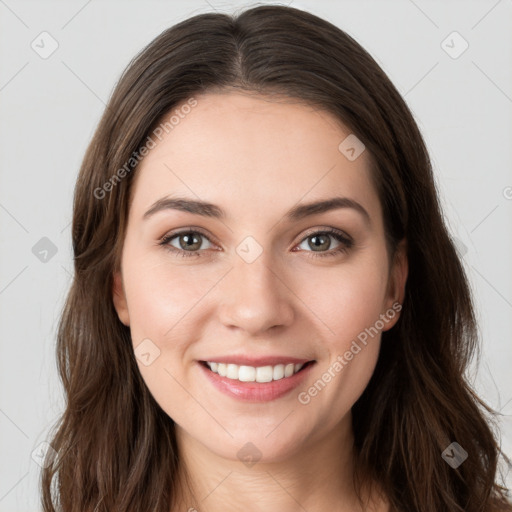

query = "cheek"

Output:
[[292, 253, 389, 341], [296, 270, 384, 429], [122, 254, 219, 344], [291, 255, 387, 416], [121, 256, 209, 419]]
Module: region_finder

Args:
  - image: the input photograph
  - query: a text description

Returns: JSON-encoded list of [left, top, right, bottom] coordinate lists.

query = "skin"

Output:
[[112, 90, 408, 512]]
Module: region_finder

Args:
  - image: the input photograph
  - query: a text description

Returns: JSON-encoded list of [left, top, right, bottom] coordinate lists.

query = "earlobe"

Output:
[[112, 271, 130, 326]]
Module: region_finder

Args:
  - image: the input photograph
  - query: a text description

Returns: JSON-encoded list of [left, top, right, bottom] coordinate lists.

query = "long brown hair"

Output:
[[41, 5, 511, 511]]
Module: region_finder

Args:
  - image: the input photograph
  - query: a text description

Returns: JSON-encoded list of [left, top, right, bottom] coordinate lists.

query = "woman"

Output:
[[41, 5, 511, 511]]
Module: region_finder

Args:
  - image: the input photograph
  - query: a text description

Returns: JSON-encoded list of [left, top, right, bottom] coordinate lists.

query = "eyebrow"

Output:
[[143, 196, 371, 226]]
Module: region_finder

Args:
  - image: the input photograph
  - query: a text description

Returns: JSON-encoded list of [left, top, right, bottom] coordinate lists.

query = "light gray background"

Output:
[[1, 0, 511, 509]]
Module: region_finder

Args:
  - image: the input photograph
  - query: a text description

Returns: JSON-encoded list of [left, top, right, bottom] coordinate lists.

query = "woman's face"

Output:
[[113, 91, 407, 463]]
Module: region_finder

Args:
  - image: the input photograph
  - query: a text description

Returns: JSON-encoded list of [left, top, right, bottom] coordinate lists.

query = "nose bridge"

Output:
[[217, 245, 294, 335]]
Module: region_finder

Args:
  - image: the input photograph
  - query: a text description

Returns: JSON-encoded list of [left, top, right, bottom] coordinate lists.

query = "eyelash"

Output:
[[158, 227, 354, 259]]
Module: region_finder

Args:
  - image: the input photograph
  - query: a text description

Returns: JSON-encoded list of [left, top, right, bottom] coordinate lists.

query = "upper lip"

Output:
[[199, 355, 315, 367]]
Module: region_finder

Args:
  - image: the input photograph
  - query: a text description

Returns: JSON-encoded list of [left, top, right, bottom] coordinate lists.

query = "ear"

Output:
[[382, 238, 408, 331], [112, 270, 130, 326]]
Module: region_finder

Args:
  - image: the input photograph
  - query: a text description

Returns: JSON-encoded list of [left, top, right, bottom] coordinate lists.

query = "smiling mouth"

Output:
[[199, 360, 315, 383]]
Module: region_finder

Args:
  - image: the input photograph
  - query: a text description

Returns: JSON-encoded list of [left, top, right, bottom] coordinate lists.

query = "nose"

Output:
[[217, 252, 295, 336]]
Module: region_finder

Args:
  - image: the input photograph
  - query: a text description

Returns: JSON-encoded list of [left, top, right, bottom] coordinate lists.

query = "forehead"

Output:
[[130, 91, 380, 224]]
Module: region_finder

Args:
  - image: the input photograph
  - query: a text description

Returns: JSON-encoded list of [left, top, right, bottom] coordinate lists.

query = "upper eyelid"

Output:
[[298, 226, 352, 241]]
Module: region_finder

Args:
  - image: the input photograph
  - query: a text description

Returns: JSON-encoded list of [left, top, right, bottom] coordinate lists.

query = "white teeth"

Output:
[[217, 363, 227, 377], [256, 366, 273, 383], [273, 364, 285, 380], [204, 361, 306, 382], [226, 364, 239, 379], [239, 366, 256, 382]]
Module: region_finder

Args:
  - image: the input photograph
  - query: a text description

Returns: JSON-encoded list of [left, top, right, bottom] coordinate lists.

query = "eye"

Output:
[[294, 228, 353, 258], [159, 229, 214, 258]]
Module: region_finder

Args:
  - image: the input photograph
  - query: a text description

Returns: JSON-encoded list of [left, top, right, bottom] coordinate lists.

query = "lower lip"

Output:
[[197, 361, 316, 402]]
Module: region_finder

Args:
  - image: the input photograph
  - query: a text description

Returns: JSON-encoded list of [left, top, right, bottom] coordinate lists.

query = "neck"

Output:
[[170, 413, 387, 512]]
